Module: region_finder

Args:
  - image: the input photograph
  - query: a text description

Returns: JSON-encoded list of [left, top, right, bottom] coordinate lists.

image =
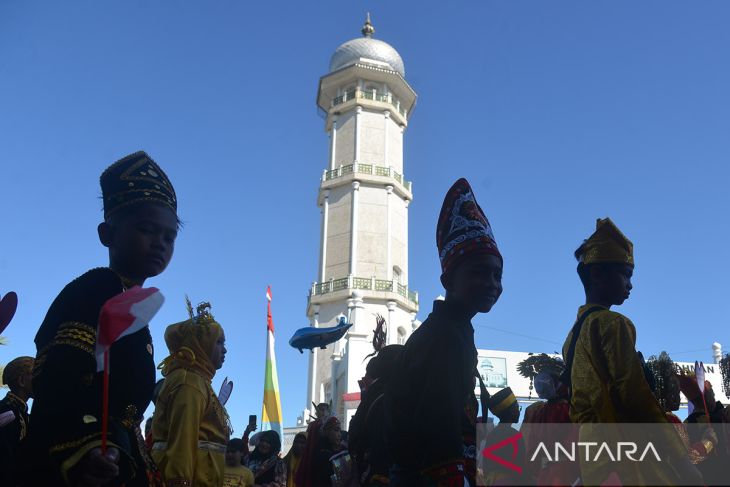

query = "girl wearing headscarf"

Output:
[[151, 302, 231, 487], [246, 430, 286, 487]]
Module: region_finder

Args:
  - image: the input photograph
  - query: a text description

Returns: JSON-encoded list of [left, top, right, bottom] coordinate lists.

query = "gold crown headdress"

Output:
[[185, 295, 215, 325]]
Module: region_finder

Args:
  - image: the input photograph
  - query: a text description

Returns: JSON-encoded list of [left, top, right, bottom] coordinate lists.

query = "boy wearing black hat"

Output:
[[386, 178, 503, 487], [19, 151, 179, 486]]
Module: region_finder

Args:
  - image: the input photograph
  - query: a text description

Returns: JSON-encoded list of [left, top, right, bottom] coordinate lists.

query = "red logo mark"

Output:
[[481, 432, 523, 474]]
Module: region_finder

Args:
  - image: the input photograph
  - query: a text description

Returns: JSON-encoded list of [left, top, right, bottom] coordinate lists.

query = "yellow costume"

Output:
[[563, 219, 685, 485], [224, 464, 254, 487], [152, 302, 231, 487]]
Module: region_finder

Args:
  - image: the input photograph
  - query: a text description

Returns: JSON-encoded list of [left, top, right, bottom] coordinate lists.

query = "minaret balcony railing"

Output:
[[331, 89, 407, 117], [324, 163, 412, 192], [311, 276, 419, 305]]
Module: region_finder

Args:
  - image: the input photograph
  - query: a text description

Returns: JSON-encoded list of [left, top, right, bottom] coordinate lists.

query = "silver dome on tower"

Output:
[[328, 14, 405, 77]]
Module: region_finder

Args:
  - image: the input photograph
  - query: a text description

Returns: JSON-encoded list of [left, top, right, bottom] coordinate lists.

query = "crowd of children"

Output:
[[2, 152, 730, 486]]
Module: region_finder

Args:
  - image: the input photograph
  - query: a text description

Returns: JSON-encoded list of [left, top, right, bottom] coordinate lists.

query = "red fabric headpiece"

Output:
[[437, 178, 501, 275]]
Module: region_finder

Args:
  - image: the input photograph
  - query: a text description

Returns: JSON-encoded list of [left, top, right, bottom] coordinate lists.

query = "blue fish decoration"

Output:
[[289, 316, 353, 353]]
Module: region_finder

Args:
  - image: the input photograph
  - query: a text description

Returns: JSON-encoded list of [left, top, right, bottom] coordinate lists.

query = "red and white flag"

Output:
[[266, 286, 274, 333], [96, 286, 165, 371], [96, 286, 164, 452]]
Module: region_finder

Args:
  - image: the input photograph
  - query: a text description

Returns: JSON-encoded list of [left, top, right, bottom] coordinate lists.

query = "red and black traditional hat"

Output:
[[100, 151, 177, 219], [437, 178, 501, 276]]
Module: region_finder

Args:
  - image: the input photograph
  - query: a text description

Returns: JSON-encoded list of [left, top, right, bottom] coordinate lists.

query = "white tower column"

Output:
[[329, 117, 338, 170], [319, 190, 330, 281], [349, 181, 360, 276], [354, 106, 362, 162], [386, 185, 393, 279], [384, 110, 390, 166], [306, 305, 320, 410]]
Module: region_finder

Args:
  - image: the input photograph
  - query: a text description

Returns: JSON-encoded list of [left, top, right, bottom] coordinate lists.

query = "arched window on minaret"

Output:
[[393, 266, 402, 284]]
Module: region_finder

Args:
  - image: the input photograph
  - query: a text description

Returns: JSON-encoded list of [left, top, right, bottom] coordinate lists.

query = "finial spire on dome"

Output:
[[361, 12, 375, 37]]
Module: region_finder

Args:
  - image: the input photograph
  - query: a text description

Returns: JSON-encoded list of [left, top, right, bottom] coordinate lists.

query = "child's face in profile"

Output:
[[592, 263, 633, 306]]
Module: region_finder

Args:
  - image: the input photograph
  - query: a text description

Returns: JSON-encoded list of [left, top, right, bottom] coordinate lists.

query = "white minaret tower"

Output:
[[302, 15, 419, 426]]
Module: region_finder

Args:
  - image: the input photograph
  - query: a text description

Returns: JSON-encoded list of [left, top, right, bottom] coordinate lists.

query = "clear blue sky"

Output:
[[1, 1, 728, 432]]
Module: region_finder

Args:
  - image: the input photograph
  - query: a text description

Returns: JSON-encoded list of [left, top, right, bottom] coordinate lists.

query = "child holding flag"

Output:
[[19, 151, 179, 486]]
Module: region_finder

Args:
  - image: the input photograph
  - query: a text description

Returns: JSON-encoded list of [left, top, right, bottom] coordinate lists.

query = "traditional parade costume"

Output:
[[480, 387, 525, 486], [0, 356, 33, 486], [19, 152, 176, 486], [645, 354, 720, 471], [561, 218, 686, 485], [385, 178, 501, 486], [296, 403, 333, 487], [312, 416, 341, 486], [349, 344, 404, 486], [517, 355, 577, 486], [677, 374, 729, 484], [151, 301, 231, 487]]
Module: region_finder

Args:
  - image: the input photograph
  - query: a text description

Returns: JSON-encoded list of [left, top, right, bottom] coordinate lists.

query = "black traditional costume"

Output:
[[349, 344, 403, 486], [0, 356, 33, 486], [385, 178, 501, 486], [18, 151, 176, 486]]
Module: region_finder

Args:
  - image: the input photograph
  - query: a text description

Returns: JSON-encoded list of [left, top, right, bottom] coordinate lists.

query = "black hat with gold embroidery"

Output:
[[100, 151, 177, 219]]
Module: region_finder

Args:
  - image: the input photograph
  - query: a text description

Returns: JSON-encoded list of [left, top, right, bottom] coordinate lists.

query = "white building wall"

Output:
[[386, 119, 404, 172], [360, 110, 385, 164], [390, 196, 409, 280], [334, 111, 356, 167], [474, 349, 730, 407], [324, 186, 352, 280], [356, 184, 388, 278]]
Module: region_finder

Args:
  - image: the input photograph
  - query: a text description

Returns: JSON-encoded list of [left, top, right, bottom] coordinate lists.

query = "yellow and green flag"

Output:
[[261, 286, 283, 439]]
